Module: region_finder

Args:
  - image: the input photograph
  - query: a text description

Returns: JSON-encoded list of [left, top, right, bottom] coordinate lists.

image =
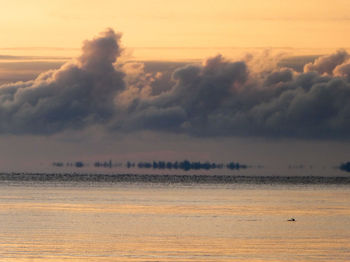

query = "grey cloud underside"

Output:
[[116, 57, 350, 139], [0, 29, 124, 134], [1, 29, 350, 139]]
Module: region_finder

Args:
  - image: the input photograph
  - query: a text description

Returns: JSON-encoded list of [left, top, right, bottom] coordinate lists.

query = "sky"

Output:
[[0, 1, 350, 173], [1, 0, 350, 59]]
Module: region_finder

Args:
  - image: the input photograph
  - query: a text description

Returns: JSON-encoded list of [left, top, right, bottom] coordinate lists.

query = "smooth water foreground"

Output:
[[0, 177, 349, 261]]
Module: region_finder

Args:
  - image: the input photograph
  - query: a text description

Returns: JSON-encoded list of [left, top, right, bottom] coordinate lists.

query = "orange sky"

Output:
[[1, 0, 350, 60]]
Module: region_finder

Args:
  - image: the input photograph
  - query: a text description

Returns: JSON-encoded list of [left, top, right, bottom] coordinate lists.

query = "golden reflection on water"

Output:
[[0, 183, 350, 261], [4, 236, 350, 262], [1, 201, 350, 216]]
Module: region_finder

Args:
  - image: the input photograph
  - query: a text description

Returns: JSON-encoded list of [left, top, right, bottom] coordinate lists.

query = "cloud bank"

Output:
[[1, 29, 350, 139], [0, 29, 124, 134]]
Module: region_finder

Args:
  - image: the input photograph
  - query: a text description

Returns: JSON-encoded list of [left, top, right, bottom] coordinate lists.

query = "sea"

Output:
[[0, 173, 349, 261]]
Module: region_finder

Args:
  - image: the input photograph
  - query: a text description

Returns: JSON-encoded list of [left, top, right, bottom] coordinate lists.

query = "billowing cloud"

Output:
[[304, 49, 349, 75], [1, 29, 350, 140], [113, 50, 350, 139], [0, 29, 124, 134]]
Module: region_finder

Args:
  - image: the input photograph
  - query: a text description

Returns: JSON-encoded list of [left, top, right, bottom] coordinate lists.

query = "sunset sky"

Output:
[[1, 1, 350, 173], [1, 0, 350, 59]]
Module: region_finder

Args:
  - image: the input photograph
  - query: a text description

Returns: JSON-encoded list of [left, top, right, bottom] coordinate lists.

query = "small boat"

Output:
[[287, 218, 296, 221]]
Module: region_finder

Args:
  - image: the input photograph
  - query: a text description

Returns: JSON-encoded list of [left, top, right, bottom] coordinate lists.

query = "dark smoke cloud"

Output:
[[1, 29, 350, 139]]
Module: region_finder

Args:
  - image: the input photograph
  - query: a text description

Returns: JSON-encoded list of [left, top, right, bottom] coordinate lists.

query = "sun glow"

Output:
[[1, 0, 350, 60]]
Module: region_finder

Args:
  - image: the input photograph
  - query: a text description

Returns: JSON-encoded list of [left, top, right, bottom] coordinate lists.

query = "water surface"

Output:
[[0, 177, 349, 261]]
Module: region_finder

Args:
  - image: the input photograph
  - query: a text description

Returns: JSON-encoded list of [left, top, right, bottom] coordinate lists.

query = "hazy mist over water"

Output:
[[0, 180, 349, 261]]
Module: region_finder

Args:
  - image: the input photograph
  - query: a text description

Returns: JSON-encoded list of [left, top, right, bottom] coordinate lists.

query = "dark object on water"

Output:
[[340, 162, 350, 172], [287, 218, 296, 222]]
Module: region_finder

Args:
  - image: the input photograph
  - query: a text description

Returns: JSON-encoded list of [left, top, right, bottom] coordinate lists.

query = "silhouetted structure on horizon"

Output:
[[134, 160, 247, 171], [53, 159, 248, 171], [94, 160, 112, 168]]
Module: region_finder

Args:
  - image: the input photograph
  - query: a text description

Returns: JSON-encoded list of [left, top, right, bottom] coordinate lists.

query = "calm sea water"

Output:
[[0, 175, 349, 261]]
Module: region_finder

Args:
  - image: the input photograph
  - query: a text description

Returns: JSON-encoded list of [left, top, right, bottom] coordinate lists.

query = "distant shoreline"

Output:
[[0, 173, 349, 185]]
